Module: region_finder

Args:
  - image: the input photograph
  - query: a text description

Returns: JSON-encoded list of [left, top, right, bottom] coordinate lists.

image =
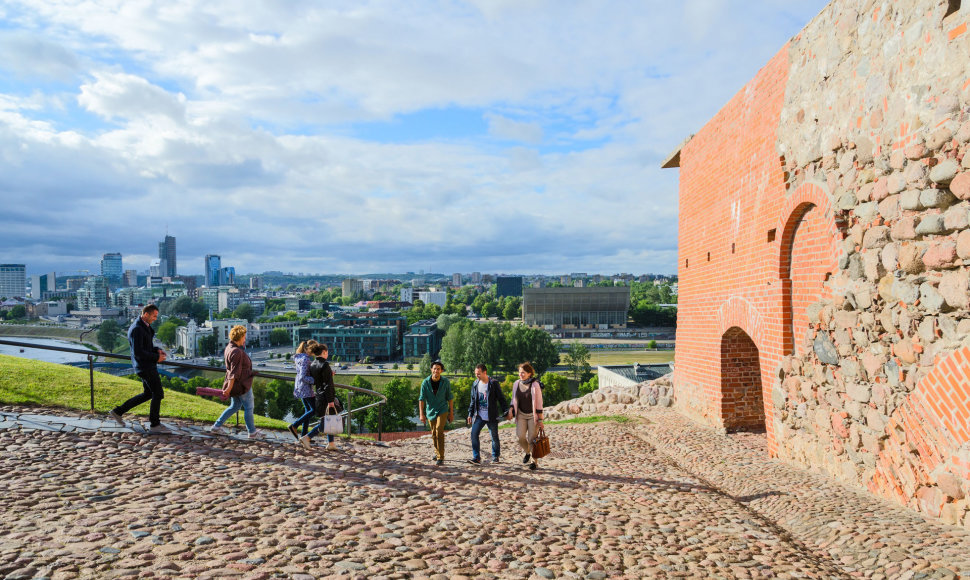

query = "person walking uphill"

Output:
[[207, 325, 262, 439], [419, 360, 453, 465], [300, 343, 338, 451], [466, 363, 510, 465], [108, 304, 170, 433], [511, 362, 544, 470], [288, 340, 319, 440]]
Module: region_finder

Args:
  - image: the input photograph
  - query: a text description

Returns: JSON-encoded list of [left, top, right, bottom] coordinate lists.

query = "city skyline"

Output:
[[0, 1, 829, 276]]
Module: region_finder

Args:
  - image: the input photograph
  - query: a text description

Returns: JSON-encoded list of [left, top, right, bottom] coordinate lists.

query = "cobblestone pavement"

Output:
[[1, 407, 969, 579]]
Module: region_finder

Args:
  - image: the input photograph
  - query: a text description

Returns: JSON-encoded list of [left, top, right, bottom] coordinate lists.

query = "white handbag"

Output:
[[323, 409, 343, 435]]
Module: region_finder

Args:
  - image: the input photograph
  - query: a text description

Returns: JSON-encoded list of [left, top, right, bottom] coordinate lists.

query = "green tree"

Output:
[[96, 320, 123, 352], [538, 372, 572, 406], [563, 342, 592, 384], [349, 376, 376, 433], [155, 318, 186, 347], [197, 333, 218, 357], [233, 302, 254, 322], [7, 304, 26, 320], [419, 352, 433, 378], [579, 374, 599, 396], [268, 328, 290, 347], [450, 377, 475, 421], [502, 297, 522, 320], [364, 377, 417, 432], [501, 325, 559, 375]]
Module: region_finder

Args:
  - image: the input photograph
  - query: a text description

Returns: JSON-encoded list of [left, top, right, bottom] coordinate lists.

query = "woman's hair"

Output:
[[310, 343, 328, 356], [519, 362, 536, 377], [296, 340, 318, 354], [229, 325, 247, 343]]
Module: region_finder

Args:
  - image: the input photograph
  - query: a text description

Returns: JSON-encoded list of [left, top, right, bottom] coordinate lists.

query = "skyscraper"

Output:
[[158, 235, 176, 277], [204, 254, 221, 286], [100, 252, 123, 284], [0, 264, 26, 299], [30, 272, 56, 299]]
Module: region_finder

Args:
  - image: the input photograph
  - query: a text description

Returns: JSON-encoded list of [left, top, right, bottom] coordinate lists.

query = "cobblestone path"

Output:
[[1, 407, 968, 579]]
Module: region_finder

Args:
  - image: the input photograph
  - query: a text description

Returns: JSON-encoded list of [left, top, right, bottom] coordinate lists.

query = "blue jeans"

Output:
[[470, 416, 500, 460], [214, 388, 256, 433], [291, 397, 316, 435]]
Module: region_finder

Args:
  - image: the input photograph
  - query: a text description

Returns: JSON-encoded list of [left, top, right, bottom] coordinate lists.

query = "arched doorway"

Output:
[[720, 326, 765, 432]]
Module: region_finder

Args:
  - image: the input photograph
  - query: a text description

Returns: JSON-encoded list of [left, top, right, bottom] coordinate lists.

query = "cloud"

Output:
[[0, 0, 831, 277]]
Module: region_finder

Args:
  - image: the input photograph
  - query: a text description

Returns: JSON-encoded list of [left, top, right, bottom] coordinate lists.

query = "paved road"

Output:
[[1, 406, 968, 579]]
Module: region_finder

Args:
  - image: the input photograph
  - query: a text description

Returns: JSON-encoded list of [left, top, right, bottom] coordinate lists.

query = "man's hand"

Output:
[[158, 350, 168, 362], [419, 415, 427, 425], [466, 416, 472, 425], [448, 413, 454, 422], [506, 410, 513, 421]]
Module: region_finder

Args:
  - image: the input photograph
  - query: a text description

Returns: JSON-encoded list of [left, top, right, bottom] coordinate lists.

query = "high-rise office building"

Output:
[[204, 254, 221, 287], [100, 252, 123, 284], [218, 266, 235, 286], [0, 264, 26, 299], [471, 272, 482, 284], [158, 235, 176, 277], [342, 278, 363, 298], [76, 276, 110, 310], [30, 272, 56, 299], [123, 270, 138, 287], [452, 273, 462, 287], [496, 276, 523, 298]]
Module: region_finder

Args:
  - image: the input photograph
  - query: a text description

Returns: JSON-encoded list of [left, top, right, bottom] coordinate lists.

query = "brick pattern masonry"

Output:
[[672, 0, 970, 527]]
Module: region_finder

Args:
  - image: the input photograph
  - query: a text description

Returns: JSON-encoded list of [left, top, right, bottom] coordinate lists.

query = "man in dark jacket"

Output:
[[108, 304, 169, 433], [466, 363, 511, 464]]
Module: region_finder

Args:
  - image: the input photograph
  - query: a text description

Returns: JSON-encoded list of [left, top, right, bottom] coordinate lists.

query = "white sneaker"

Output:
[[326, 441, 337, 451], [246, 430, 264, 440], [206, 425, 224, 434], [107, 410, 125, 427], [148, 424, 172, 434], [300, 435, 312, 451]]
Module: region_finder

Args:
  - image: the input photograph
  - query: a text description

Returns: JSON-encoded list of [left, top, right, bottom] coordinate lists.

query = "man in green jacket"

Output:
[[419, 360, 453, 465]]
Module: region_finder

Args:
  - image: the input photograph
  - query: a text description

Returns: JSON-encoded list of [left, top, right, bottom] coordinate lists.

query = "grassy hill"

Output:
[[0, 353, 288, 429]]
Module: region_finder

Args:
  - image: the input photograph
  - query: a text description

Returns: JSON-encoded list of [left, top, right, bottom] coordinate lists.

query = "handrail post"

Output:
[[346, 390, 352, 439], [378, 402, 383, 442], [88, 354, 95, 411]]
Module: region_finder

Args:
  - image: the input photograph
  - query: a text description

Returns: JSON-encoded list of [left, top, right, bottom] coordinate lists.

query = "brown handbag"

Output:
[[531, 425, 551, 459]]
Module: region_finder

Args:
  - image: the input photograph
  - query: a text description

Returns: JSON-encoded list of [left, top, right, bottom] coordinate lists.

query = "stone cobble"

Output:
[[0, 407, 968, 579]]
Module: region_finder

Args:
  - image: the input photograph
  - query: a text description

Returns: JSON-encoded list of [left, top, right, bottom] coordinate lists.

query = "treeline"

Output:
[[436, 315, 559, 376]]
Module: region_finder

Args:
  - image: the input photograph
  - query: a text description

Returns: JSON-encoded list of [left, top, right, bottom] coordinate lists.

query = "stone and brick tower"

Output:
[[665, 0, 970, 526]]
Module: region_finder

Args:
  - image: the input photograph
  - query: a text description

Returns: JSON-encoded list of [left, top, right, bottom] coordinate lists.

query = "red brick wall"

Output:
[[720, 327, 765, 430]]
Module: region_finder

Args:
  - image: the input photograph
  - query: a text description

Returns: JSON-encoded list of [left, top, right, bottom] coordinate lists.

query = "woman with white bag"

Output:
[[300, 343, 340, 451]]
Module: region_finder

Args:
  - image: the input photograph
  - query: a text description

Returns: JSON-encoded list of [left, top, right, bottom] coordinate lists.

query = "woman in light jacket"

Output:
[[288, 340, 319, 440], [511, 362, 544, 470]]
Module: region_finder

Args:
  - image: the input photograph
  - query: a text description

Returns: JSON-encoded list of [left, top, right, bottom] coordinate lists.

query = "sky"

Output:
[[0, 0, 831, 277]]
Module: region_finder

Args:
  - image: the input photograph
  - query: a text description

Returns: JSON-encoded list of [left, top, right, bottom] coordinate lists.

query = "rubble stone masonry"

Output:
[[671, 0, 970, 526]]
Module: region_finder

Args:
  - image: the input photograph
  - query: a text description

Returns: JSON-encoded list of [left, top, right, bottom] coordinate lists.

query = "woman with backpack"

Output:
[[511, 362, 544, 470], [300, 342, 339, 451]]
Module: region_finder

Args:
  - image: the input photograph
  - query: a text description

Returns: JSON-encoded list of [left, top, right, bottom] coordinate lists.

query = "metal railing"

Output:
[[0, 338, 387, 441]]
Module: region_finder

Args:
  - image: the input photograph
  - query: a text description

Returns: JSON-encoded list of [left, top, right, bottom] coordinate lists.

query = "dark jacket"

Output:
[[467, 377, 508, 423], [127, 317, 160, 373], [310, 357, 337, 414]]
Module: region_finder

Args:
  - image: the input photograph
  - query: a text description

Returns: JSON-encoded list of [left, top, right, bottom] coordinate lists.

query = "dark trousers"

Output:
[[470, 416, 500, 460], [114, 370, 164, 426], [290, 397, 317, 435]]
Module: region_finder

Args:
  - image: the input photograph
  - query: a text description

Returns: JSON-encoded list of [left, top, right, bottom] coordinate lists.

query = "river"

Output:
[[0, 337, 92, 364]]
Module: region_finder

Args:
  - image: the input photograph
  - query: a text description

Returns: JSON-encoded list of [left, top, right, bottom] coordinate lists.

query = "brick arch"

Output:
[[870, 347, 970, 516], [777, 181, 841, 355], [720, 326, 765, 432], [716, 295, 766, 350]]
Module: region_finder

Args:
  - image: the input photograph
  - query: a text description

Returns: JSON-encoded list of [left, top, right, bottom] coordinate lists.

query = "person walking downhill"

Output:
[[207, 325, 263, 439], [287, 340, 319, 440], [108, 304, 170, 433], [419, 360, 453, 465], [300, 343, 338, 451], [466, 363, 511, 465], [511, 362, 544, 471]]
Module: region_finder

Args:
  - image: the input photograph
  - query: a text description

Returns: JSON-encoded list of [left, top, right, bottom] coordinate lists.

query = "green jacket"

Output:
[[419, 375, 452, 420]]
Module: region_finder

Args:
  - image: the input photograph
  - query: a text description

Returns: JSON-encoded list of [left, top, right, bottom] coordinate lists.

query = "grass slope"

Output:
[[0, 353, 287, 429]]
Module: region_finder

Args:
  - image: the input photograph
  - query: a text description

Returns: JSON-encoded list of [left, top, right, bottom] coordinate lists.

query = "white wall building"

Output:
[[175, 320, 214, 358], [417, 291, 447, 308]]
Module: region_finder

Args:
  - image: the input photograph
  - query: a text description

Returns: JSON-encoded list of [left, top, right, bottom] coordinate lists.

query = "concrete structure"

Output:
[[100, 253, 122, 284], [597, 363, 672, 389], [248, 320, 298, 348], [452, 273, 462, 287], [523, 287, 630, 332], [403, 319, 442, 360], [76, 277, 109, 310], [496, 276, 523, 298], [294, 321, 399, 362], [123, 270, 137, 287], [158, 235, 176, 278], [175, 320, 213, 358], [0, 264, 26, 299], [400, 287, 414, 304], [417, 291, 446, 308], [665, 0, 970, 526], [342, 278, 363, 299], [30, 272, 56, 300], [204, 318, 248, 351]]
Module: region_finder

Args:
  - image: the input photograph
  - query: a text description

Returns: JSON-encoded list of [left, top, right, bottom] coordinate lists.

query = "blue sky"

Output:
[[0, 0, 831, 277]]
